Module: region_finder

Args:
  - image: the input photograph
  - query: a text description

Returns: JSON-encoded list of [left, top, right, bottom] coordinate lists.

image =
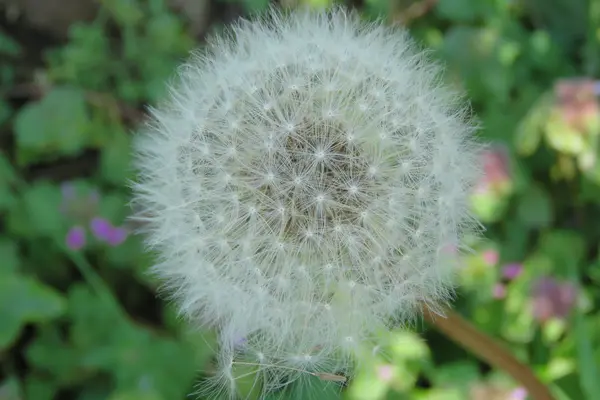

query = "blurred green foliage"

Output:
[[1, 0, 599, 399]]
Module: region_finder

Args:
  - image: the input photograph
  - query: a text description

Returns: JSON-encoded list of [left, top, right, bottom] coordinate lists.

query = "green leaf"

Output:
[[83, 323, 197, 398], [48, 23, 112, 90], [523, 0, 587, 49], [100, 129, 132, 184], [0, 238, 19, 274], [68, 284, 126, 350], [104, 235, 143, 269], [346, 369, 389, 400], [242, 0, 270, 13], [67, 284, 197, 399], [215, 0, 270, 14], [435, 0, 488, 22], [516, 184, 553, 228], [501, 219, 530, 262], [108, 390, 163, 400], [0, 100, 12, 126], [429, 361, 479, 391], [390, 332, 430, 361], [103, 0, 145, 26], [564, 239, 600, 400], [0, 377, 22, 400], [181, 328, 218, 368], [537, 230, 585, 276], [0, 153, 17, 212], [414, 388, 464, 400], [473, 299, 505, 334], [470, 190, 510, 223], [574, 306, 600, 399], [544, 111, 588, 155], [97, 191, 129, 222], [14, 87, 90, 165], [363, 0, 389, 19], [441, 26, 513, 103], [146, 12, 193, 53], [502, 270, 537, 343], [284, 374, 342, 400], [230, 360, 263, 400], [0, 32, 22, 55], [0, 275, 66, 349], [8, 181, 64, 238], [23, 375, 57, 400], [26, 327, 81, 384], [514, 92, 553, 157], [545, 357, 576, 381]]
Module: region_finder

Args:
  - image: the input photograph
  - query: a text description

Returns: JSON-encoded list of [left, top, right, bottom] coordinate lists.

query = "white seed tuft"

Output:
[[132, 6, 483, 398]]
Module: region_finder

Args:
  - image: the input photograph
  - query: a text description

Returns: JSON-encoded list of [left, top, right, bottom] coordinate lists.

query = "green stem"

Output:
[[67, 250, 121, 312]]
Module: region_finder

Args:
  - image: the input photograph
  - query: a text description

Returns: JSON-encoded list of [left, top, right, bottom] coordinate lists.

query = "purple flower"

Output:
[[66, 226, 86, 250], [531, 277, 577, 323], [90, 217, 113, 240], [59, 183, 128, 249], [502, 263, 523, 280], [90, 218, 128, 246]]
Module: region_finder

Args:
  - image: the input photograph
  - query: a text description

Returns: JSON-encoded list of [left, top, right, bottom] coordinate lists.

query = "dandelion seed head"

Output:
[[132, 6, 482, 397]]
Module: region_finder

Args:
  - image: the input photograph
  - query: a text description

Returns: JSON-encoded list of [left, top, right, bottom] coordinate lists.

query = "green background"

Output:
[[1, 0, 599, 399]]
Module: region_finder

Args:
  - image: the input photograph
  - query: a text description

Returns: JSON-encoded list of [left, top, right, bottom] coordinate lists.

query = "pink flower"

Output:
[[376, 364, 394, 382], [554, 78, 599, 132], [475, 146, 511, 194], [531, 277, 577, 322], [502, 263, 523, 280], [482, 249, 499, 266], [510, 387, 528, 400], [492, 283, 506, 299]]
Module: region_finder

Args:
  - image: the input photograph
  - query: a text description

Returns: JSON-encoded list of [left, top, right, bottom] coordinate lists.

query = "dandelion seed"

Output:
[[132, 6, 482, 398]]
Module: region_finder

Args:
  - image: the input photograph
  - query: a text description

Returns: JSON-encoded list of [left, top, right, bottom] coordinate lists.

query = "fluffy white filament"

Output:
[[132, 6, 482, 398]]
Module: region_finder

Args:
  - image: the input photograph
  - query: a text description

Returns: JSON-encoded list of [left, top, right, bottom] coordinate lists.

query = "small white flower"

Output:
[[132, 6, 482, 397]]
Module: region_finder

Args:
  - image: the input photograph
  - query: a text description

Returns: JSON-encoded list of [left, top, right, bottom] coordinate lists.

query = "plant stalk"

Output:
[[423, 305, 555, 400]]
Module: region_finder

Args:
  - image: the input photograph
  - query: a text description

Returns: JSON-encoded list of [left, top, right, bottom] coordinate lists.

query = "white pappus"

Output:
[[132, 6, 483, 398]]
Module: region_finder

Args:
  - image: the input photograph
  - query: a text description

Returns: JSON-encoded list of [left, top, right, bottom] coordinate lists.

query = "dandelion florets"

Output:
[[132, 6, 482, 397]]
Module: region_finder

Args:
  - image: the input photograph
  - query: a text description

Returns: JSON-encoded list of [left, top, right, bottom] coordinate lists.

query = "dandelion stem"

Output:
[[68, 250, 121, 311], [423, 304, 555, 400]]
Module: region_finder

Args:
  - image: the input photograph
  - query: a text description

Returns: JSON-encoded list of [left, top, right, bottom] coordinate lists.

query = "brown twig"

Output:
[[423, 304, 555, 400]]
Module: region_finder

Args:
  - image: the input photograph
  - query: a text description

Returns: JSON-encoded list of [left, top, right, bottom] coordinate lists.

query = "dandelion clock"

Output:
[[132, 6, 483, 398]]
